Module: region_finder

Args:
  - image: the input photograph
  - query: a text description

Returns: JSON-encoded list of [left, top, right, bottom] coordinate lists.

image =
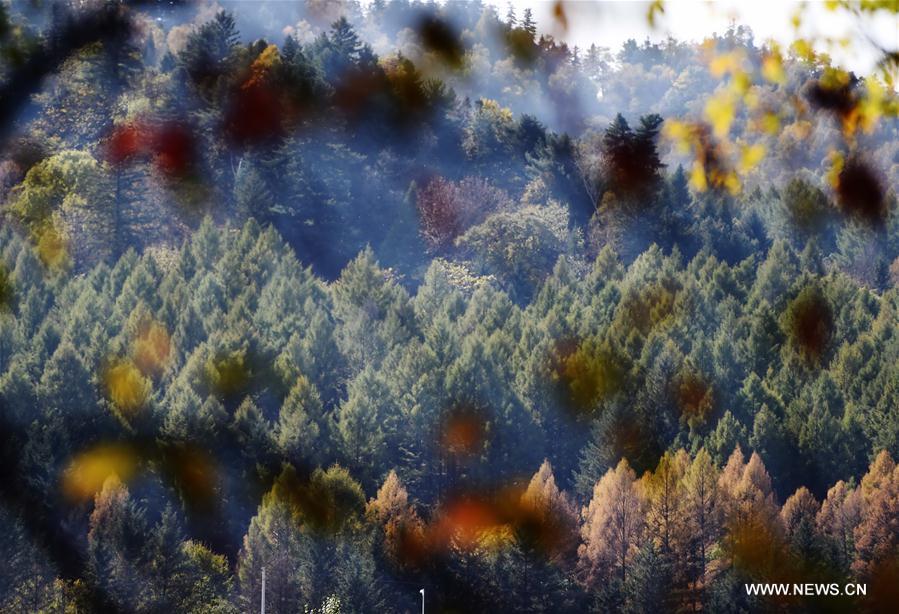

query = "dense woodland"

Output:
[[0, 0, 898, 612]]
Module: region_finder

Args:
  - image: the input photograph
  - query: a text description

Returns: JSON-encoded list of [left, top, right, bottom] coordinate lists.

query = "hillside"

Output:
[[0, 1, 898, 612]]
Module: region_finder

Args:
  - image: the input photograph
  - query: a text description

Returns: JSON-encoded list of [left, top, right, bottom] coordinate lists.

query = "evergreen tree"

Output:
[[179, 10, 240, 94], [143, 506, 187, 610], [336, 368, 391, 482], [706, 411, 749, 466], [815, 480, 861, 574], [238, 469, 314, 613], [233, 160, 276, 221], [87, 478, 149, 612], [781, 486, 820, 561], [623, 542, 673, 613], [276, 375, 326, 467], [505, 3, 517, 28], [750, 404, 793, 496], [521, 8, 537, 40]]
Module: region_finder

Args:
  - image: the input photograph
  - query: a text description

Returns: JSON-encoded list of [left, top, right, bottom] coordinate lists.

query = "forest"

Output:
[[0, 0, 898, 612]]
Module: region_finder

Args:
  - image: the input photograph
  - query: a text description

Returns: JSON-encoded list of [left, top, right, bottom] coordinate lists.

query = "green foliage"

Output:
[[10, 150, 117, 265], [0, 215, 894, 609], [457, 203, 572, 301], [0, 1, 897, 610], [178, 11, 240, 95], [706, 411, 748, 466], [277, 375, 326, 466], [238, 470, 315, 613]]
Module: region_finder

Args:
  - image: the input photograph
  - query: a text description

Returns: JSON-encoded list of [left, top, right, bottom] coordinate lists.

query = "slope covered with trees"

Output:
[[0, 0, 898, 612], [1, 215, 899, 610]]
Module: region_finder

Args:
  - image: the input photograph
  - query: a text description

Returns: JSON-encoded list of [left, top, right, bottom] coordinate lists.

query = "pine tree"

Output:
[[505, 3, 517, 28], [623, 542, 673, 614], [602, 114, 634, 182], [670, 165, 690, 210], [521, 9, 537, 39], [330, 17, 362, 61], [329, 536, 386, 612], [178, 10, 240, 95], [233, 160, 276, 222], [750, 404, 793, 495], [781, 487, 819, 561], [598, 113, 664, 204], [367, 470, 415, 524], [335, 368, 390, 481], [781, 282, 833, 365], [276, 375, 325, 467], [315, 17, 365, 80], [230, 397, 272, 465], [706, 411, 749, 466], [87, 477, 149, 611], [815, 480, 861, 574], [38, 341, 108, 445], [143, 506, 186, 610], [238, 468, 314, 613], [0, 506, 58, 612], [749, 240, 800, 309], [833, 221, 888, 289], [177, 541, 237, 612]]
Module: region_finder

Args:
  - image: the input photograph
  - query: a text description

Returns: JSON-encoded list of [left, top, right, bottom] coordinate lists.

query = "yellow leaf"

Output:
[[761, 53, 787, 85], [690, 163, 707, 192], [477, 524, 516, 550], [760, 112, 781, 135], [62, 444, 139, 501], [825, 150, 844, 189], [133, 321, 171, 376], [206, 350, 251, 397], [705, 92, 736, 138], [257, 44, 280, 68], [792, 39, 815, 62], [731, 71, 752, 97], [739, 144, 767, 173], [856, 78, 885, 134], [879, 63, 895, 91], [104, 358, 151, 414], [662, 120, 693, 154], [35, 224, 69, 270], [647, 0, 665, 28], [662, 119, 688, 140], [821, 66, 850, 89], [723, 171, 742, 195], [710, 51, 741, 78]]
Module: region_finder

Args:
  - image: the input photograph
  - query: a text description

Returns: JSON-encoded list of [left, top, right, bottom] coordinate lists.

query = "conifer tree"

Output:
[[579, 459, 644, 587], [238, 469, 314, 613], [521, 9, 537, 40], [276, 375, 326, 467]]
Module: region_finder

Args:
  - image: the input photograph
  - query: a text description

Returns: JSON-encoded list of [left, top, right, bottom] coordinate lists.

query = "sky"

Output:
[[499, 0, 898, 77]]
